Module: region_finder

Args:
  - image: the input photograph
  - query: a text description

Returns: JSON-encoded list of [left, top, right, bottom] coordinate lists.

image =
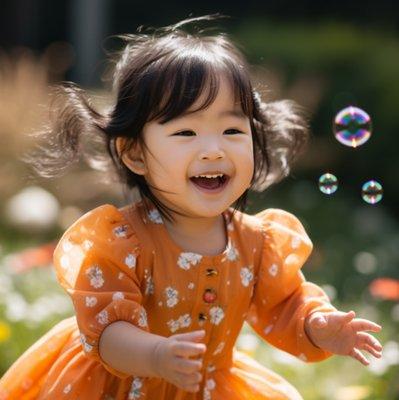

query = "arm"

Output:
[[99, 321, 166, 378], [246, 209, 338, 362]]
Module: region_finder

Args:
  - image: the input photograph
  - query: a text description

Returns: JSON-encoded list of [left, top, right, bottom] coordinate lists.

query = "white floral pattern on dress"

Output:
[[128, 377, 144, 399], [82, 239, 93, 250], [263, 324, 274, 335], [125, 253, 137, 269], [138, 308, 148, 328], [203, 378, 216, 400], [167, 319, 180, 333], [178, 314, 192, 328], [112, 292, 124, 300], [80, 333, 93, 353], [86, 265, 104, 288], [298, 353, 307, 361], [167, 313, 192, 332], [96, 310, 109, 325], [268, 263, 278, 277], [148, 209, 163, 224], [145, 275, 154, 296], [164, 286, 179, 308], [60, 254, 70, 269], [213, 341, 225, 355], [113, 225, 129, 238], [63, 384, 72, 394], [118, 272, 125, 280], [240, 266, 254, 287], [209, 306, 224, 325], [291, 236, 301, 249], [85, 296, 97, 307], [285, 253, 299, 267], [177, 252, 203, 270], [188, 282, 195, 289], [225, 240, 239, 261], [62, 239, 73, 253]]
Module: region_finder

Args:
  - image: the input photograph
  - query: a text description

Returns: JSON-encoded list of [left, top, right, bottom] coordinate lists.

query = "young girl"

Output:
[[0, 15, 383, 400]]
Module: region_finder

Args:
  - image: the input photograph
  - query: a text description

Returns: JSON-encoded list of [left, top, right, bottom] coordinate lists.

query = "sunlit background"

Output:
[[0, 1, 398, 399]]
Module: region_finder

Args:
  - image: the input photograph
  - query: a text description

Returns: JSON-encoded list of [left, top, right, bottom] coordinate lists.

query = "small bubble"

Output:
[[318, 173, 338, 195], [362, 180, 383, 204], [334, 106, 372, 148]]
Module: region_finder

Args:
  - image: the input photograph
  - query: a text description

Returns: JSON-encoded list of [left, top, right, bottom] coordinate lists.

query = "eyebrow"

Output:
[[175, 109, 248, 121]]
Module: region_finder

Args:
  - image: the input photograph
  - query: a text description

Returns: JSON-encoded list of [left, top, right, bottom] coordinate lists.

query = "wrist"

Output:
[[304, 314, 323, 349], [151, 337, 166, 379]]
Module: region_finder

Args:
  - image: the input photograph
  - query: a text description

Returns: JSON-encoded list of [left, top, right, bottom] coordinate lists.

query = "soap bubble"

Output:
[[362, 180, 383, 204], [334, 106, 372, 148], [318, 173, 338, 195]]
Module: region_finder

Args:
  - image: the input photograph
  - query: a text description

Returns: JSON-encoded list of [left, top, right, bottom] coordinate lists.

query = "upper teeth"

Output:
[[194, 174, 224, 178]]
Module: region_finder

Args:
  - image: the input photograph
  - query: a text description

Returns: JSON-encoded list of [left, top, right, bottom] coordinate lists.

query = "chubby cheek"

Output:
[[234, 141, 254, 186]]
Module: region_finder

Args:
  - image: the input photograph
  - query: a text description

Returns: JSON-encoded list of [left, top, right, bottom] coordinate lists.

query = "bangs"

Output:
[[144, 52, 254, 124]]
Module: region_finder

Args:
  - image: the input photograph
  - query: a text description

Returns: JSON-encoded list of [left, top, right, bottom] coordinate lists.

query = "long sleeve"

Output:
[[246, 208, 337, 362], [53, 204, 150, 378]]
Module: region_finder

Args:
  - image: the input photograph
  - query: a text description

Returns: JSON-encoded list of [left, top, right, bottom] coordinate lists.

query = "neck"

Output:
[[142, 197, 228, 255]]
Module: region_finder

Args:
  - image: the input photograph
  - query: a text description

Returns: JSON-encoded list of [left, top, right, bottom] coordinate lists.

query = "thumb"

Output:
[[342, 310, 356, 323], [311, 313, 327, 329], [173, 330, 206, 342]]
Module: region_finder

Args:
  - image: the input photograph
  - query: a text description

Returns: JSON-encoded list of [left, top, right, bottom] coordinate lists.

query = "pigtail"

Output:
[[251, 90, 310, 191], [23, 82, 111, 178]]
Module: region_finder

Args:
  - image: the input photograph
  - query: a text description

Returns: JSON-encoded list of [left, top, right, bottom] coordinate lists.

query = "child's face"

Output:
[[137, 74, 254, 218]]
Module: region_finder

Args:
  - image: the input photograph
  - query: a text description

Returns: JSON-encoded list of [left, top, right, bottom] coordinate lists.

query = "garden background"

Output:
[[0, 1, 398, 399]]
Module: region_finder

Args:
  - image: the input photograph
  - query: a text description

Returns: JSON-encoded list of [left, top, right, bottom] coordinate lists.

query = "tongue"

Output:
[[191, 177, 221, 189]]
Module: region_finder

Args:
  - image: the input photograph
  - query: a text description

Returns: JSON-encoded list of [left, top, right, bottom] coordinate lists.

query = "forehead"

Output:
[[171, 75, 246, 121]]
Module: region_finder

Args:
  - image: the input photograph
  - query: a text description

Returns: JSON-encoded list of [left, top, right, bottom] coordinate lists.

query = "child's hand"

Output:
[[152, 330, 207, 393], [304, 310, 383, 366]]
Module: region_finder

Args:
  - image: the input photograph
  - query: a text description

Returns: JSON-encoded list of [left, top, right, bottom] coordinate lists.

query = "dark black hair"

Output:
[[26, 14, 309, 223]]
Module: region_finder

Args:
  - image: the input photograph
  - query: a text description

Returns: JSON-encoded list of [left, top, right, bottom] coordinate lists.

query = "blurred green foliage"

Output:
[[0, 17, 398, 400]]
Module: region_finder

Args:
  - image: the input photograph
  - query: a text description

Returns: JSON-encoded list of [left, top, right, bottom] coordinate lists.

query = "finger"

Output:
[[356, 332, 383, 351], [173, 342, 206, 358], [173, 370, 203, 392], [173, 356, 203, 374], [351, 319, 382, 333], [349, 348, 370, 366], [362, 343, 382, 359], [173, 330, 206, 342], [342, 310, 356, 323]]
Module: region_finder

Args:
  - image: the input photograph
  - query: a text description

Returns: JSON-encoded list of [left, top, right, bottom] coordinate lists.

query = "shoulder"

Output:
[[254, 208, 309, 237], [61, 203, 134, 241], [253, 207, 313, 257], [54, 203, 143, 262]]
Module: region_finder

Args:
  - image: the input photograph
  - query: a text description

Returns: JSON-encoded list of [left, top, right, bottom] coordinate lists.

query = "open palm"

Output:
[[305, 310, 383, 366]]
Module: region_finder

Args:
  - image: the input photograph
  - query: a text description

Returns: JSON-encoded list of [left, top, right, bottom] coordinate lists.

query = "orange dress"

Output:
[[0, 199, 337, 400]]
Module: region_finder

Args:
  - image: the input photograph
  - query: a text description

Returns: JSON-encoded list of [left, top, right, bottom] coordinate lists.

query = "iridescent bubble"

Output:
[[318, 173, 338, 195], [362, 180, 383, 204], [334, 106, 372, 148]]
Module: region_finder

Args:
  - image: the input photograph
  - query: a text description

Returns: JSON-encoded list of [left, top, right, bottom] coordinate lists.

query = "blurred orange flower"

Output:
[[8, 242, 57, 273], [369, 277, 399, 301]]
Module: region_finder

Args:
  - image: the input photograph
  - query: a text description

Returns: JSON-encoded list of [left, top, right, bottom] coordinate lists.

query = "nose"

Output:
[[199, 141, 226, 161]]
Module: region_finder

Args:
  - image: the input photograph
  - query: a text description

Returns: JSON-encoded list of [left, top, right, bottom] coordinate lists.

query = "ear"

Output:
[[115, 137, 147, 176]]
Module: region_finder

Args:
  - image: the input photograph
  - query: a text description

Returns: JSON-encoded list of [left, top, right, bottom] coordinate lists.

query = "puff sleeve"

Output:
[[246, 209, 338, 362], [53, 204, 150, 379]]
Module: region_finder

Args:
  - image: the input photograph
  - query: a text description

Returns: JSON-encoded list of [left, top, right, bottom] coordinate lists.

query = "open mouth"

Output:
[[189, 174, 230, 192]]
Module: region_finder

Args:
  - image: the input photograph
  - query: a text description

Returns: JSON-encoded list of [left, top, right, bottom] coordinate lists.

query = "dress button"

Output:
[[206, 268, 219, 276], [203, 288, 217, 303], [199, 312, 207, 321]]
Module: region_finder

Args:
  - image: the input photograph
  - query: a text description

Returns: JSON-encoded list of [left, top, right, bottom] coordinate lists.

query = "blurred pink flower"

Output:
[[369, 278, 399, 301], [9, 242, 57, 273]]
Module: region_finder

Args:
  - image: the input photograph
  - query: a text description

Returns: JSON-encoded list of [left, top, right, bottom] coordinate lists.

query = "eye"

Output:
[[224, 129, 244, 135], [172, 130, 196, 136]]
